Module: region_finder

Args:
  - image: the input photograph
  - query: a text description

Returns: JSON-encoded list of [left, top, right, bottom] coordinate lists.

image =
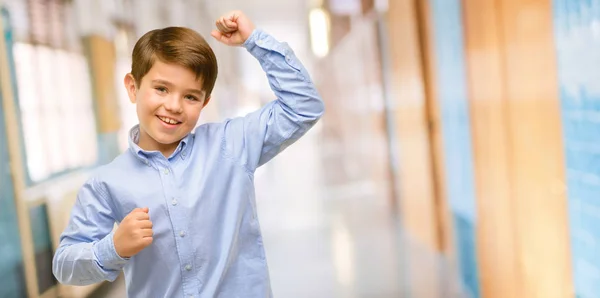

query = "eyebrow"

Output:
[[151, 79, 205, 96]]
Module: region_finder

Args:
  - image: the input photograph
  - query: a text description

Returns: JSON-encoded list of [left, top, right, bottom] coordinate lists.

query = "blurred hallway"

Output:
[[3, 0, 600, 298]]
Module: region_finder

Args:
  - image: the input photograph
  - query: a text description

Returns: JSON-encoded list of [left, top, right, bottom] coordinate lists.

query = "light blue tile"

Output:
[[29, 204, 52, 253], [554, 1, 600, 296], [429, 0, 479, 296]]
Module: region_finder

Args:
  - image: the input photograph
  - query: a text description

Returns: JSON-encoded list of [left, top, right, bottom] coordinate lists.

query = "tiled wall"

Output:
[[553, 1, 600, 297], [0, 8, 27, 298], [429, 0, 480, 297]]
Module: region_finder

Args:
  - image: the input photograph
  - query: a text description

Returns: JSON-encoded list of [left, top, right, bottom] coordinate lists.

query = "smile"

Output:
[[157, 116, 182, 125]]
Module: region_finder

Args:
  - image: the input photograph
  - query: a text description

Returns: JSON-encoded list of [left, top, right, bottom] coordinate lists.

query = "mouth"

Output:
[[157, 115, 182, 126]]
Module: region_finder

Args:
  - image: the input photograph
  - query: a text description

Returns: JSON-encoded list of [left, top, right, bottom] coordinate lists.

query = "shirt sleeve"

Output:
[[52, 177, 128, 285], [221, 29, 325, 172]]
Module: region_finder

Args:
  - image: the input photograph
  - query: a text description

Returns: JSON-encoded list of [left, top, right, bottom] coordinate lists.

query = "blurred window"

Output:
[[5, 0, 98, 184]]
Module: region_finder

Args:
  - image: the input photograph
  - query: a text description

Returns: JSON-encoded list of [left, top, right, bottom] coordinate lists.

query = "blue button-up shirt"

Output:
[[52, 29, 324, 298]]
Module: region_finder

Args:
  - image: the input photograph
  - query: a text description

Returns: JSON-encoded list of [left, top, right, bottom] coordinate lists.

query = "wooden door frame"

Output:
[[414, 0, 456, 259]]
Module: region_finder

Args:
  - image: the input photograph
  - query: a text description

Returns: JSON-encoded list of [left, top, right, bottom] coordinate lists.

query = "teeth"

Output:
[[159, 116, 179, 125]]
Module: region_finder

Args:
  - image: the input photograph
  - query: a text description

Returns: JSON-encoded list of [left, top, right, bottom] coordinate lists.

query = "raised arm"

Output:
[[211, 11, 325, 171]]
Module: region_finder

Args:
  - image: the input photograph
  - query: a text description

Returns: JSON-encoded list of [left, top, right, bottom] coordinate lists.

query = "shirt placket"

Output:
[[157, 158, 199, 297]]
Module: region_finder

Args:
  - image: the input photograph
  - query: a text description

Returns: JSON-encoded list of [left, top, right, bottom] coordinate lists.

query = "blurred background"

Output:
[[0, 0, 596, 297]]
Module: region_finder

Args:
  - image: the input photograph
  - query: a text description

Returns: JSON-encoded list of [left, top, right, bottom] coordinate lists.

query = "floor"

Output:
[[89, 125, 467, 298]]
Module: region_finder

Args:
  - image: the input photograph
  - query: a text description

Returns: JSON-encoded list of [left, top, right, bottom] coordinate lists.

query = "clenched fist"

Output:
[[113, 207, 153, 258], [210, 10, 256, 46]]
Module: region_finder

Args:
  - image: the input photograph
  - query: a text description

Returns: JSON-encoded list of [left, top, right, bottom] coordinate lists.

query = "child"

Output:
[[52, 10, 324, 298]]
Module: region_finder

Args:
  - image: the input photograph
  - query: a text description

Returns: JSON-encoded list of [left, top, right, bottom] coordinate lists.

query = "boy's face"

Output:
[[124, 60, 210, 154]]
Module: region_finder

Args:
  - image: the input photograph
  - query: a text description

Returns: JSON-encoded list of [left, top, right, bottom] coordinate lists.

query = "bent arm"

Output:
[[52, 178, 128, 285]]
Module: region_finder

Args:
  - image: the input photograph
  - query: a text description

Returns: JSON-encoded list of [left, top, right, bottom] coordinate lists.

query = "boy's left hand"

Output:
[[211, 10, 255, 46]]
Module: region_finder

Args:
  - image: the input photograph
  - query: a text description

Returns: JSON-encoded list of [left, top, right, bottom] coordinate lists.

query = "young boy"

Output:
[[52, 10, 324, 298]]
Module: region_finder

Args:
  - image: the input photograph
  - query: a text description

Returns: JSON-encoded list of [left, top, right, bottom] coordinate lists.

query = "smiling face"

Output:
[[124, 59, 211, 156]]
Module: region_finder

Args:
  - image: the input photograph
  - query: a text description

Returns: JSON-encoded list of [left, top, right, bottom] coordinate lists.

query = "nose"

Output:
[[164, 94, 183, 113]]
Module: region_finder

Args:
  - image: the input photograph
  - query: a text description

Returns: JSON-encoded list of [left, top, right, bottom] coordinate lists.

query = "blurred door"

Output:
[[461, 0, 572, 297]]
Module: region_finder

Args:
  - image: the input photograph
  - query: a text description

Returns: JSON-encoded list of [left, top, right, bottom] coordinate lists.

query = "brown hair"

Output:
[[131, 27, 218, 97]]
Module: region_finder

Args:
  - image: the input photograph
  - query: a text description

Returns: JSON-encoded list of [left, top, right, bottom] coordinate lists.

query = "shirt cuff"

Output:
[[93, 230, 129, 270], [243, 29, 276, 58]]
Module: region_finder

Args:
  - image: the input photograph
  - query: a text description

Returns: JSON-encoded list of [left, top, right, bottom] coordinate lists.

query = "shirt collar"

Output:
[[128, 124, 191, 164]]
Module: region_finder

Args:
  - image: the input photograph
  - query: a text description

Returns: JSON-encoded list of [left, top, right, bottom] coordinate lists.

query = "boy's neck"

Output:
[[137, 133, 181, 158]]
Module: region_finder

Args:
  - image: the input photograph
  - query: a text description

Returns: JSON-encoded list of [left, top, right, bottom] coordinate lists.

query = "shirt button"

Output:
[[179, 231, 186, 237], [182, 151, 186, 157], [185, 264, 192, 271], [171, 198, 178, 206], [163, 168, 169, 175]]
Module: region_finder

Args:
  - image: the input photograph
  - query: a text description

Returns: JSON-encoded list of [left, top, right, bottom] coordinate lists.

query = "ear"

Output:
[[124, 73, 138, 103], [202, 96, 212, 108]]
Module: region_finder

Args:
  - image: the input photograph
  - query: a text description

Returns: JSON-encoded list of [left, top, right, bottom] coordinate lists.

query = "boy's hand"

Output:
[[113, 207, 153, 258], [211, 10, 255, 46]]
